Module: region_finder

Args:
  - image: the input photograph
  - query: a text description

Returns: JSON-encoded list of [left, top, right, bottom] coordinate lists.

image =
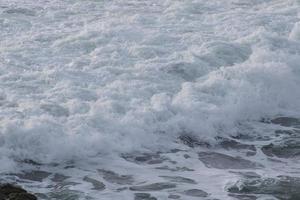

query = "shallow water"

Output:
[[0, 0, 300, 199]]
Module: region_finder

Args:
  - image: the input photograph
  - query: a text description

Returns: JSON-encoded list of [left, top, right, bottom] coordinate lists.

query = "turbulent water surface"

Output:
[[1, 0, 300, 199]]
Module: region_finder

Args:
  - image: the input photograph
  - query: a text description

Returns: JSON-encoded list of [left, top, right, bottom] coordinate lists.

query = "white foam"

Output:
[[0, 0, 299, 175]]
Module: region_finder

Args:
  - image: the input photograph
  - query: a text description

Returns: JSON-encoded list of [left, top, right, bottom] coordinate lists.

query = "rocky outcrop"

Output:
[[0, 184, 37, 200], [198, 152, 263, 169], [271, 117, 300, 128], [129, 182, 176, 191], [227, 176, 300, 200]]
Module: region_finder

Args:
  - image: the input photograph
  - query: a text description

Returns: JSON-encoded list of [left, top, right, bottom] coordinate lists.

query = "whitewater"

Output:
[[1, 0, 300, 199]]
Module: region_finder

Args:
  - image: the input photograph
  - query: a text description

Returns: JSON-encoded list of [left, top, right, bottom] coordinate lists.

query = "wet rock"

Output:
[[34, 193, 48, 199], [227, 176, 300, 200], [217, 138, 257, 156], [0, 184, 37, 200], [64, 165, 75, 169], [55, 181, 80, 188], [122, 153, 166, 165], [98, 169, 134, 185], [274, 130, 295, 136], [218, 138, 256, 152], [83, 176, 105, 191], [261, 141, 300, 158], [129, 182, 176, 191], [15, 170, 51, 182], [183, 189, 208, 197], [116, 187, 127, 192], [135, 155, 153, 162], [9, 193, 37, 200], [294, 129, 300, 134], [147, 159, 165, 165], [51, 173, 70, 182], [155, 166, 194, 172], [245, 151, 256, 156], [178, 135, 210, 148], [22, 159, 42, 166], [159, 176, 197, 184], [231, 133, 270, 141], [134, 193, 157, 200], [0, 184, 27, 195], [271, 117, 300, 127], [183, 154, 190, 159], [198, 152, 263, 169], [168, 194, 181, 199], [170, 149, 183, 153]]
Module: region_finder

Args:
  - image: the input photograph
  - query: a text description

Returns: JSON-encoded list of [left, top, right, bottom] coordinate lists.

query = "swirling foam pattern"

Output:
[[0, 1, 300, 194]]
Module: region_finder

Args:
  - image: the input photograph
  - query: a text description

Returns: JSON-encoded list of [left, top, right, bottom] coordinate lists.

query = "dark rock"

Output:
[[183, 154, 190, 159], [271, 117, 300, 127], [231, 133, 270, 141], [135, 155, 152, 162], [227, 176, 300, 200], [15, 170, 51, 182], [64, 165, 75, 169], [261, 141, 300, 158], [0, 184, 27, 195], [22, 159, 42, 166], [294, 129, 300, 134], [155, 166, 194, 172], [183, 189, 208, 197], [178, 135, 210, 148], [116, 187, 127, 192], [98, 169, 134, 185], [198, 152, 263, 169], [35, 193, 48, 199], [170, 149, 183, 153], [275, 130, 295, 136], [261, 117, 300, 127], [122, 153, 166, 165], [218, 138, 256, 152], [147, 159, 164, 165], [217, 138, 257, 156], [51, 173, 70, 182], [134, 193, 157, 200], [246, 151, 256, 156], [129, 182, 176, 191], [159, 176, 197, 184], [9, 192, 37, 200], [83, 176, 105, 191], [0, 184, 37, 200]]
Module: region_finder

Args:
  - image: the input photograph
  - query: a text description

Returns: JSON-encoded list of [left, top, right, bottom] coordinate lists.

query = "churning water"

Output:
[[1, 0, 300, 199]]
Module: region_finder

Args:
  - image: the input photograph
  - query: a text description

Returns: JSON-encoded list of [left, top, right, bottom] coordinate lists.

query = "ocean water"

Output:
[[0, 0, 300, 199]]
